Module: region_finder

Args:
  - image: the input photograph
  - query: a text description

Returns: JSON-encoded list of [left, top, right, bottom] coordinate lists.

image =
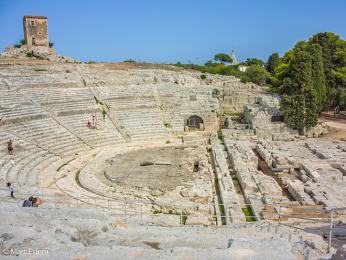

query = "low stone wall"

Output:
[[210, 132, 245, 223]]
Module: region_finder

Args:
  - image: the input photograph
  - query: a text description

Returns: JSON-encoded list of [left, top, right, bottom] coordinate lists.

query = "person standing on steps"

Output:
[[7, 139, 14, 155], [92, 114, 97, 129], [6, 182, 15, 199]]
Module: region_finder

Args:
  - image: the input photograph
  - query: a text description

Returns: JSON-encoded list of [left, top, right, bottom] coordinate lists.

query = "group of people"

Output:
[[22, 196, 43, 207], [86, 114, 97, 129], [7, 182, 43, 207]]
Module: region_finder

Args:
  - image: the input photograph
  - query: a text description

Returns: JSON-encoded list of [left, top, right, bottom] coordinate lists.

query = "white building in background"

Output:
[[238, 65, 248, 72]]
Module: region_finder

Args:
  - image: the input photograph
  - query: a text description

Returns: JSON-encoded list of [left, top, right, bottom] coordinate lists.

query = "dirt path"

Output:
[[320, 116, 346, 139]]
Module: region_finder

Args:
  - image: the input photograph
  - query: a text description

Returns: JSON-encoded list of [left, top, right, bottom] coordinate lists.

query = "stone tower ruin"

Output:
[[23, 15, 48, 48]]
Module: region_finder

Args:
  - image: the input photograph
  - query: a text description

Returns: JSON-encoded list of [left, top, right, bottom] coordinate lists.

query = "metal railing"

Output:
[[3, 187, 344, 253], [277, 205, 346, 253], [0, 188, 261, 226]]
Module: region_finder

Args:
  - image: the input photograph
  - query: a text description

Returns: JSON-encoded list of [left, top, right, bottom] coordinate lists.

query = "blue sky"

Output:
[[1, 0, 345, 64]]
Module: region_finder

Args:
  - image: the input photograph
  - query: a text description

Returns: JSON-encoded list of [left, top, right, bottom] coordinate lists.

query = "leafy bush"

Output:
[[49, 41, 54, 48], [200, 74, 207, 79], [241, 65, 270, 85], [14, 39, 26, 48], [212, 88, 220, 99], [102, 109, 107, 119]]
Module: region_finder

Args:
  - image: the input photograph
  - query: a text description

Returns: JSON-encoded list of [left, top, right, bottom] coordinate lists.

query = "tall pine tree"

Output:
[[266, 52, 280, 74], [280, 50, 319, 133]]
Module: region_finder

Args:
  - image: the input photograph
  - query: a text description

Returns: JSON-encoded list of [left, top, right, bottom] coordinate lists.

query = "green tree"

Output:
[[266, 53, 280, 74], [307, 44, 327, 111], [309, 32, 339, 88], [241, 65, 270, 85], [273, 32, 346, 110], [245, 58, 265, 67], [214, 53, 233, 63], [280, 50, 318, 133]]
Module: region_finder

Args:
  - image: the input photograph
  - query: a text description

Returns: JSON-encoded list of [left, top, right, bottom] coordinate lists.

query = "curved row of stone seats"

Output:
[[6, 150, 59, 188], [20, 87, 95, 104], [3, 118, 89, 156], [0, 131, 46, 185], [54, 156, 116, 206], [104, 97, 159, 110], [0, 66, 83, 85], [2, 76, 79, 90], [0, 105, 48, 122], [0, 91, 48, 122], [52, 148, 147, 207], [68, 143, 168, 208], [43, 100, 99, 115], [92, 85, 156, 99], [22, 154, 60, 188], [112, 109, 169, 141], [78, 165, 117, 200], [57, 114, 125, 148]]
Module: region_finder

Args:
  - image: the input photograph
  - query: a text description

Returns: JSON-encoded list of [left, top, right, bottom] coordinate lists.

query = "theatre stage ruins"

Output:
[[0, 18, 346, 260]]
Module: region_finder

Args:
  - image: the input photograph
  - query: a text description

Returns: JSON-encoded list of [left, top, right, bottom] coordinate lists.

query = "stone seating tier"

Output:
[[3, 118, 88, 155], [20, 88, 95, 104], [57, 114, 125, 147]]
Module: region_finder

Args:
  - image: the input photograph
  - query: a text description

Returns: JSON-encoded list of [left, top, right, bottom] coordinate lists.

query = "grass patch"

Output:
[[34, 68, 48, 72], [57, 158, 75, 172], [181, 215, 187, 225], [102, 109, 107, 119], [242, 206, 256, 222], [219, 204, 225, 217], [165, 140, 171, 144], [26, 51, 34, 57], [232, 175, 238, 181], [223, 111, 244, 117]]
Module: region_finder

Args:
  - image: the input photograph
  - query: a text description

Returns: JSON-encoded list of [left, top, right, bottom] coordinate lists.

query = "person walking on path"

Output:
[[7, 139, 14, 155], [6, 182, 15, 198]]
